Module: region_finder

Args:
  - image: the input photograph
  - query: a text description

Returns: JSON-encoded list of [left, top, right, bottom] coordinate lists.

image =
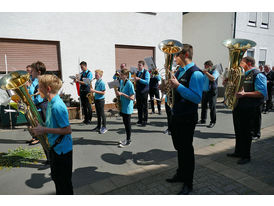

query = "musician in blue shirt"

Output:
[[115, 69, 135, 147], [227, 56, 267, 165], [31, 74, 73, 195], [198, 60, 220, 128], [149, 68, 162, 115], [166, 44, 204, 195], [75, 61, 93, 124], [134, 60, 150, 126], [27, 61, 47, 145], [90, 70, 108, 134]]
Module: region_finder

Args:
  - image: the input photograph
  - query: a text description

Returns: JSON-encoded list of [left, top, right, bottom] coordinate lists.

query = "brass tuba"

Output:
[[0, 71, 50, 155], [158, 39, 183, 108], [222, 38, 256, 110]]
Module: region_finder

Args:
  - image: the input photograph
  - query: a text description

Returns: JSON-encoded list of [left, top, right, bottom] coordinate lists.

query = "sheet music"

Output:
[[130, 67, 138, 74], [144, 56, 156, 71], [108, 80, 120, 89]]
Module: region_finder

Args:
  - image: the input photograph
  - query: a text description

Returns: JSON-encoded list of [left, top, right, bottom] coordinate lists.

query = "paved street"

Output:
[[0, 102, 273, 195]]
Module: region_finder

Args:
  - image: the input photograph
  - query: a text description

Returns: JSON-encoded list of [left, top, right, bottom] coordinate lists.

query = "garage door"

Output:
[[0, 38, 61, 74], [115, 45, 155, 71]]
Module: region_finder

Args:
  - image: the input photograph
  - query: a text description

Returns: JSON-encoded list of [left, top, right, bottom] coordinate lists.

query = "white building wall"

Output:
[[0, 12, 182, 103], [235, 12, 274, 67], [183, 12, 234, 70]]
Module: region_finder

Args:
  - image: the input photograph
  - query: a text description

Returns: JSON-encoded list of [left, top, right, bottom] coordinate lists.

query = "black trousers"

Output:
[[251, 105, 262, 138], [165, 102, 172, 131], [149, 87, 161, 113], [232, 106, 257, 159], [80, 91, 92, 122], [170, 113, 197, 188], [201, 91, 217, 123], [121, 112, 131, 140], [264, 84, 273, 111], [136, 92, 148, 123], [95, 99, 106, 128], [50, 150, 73, 195]]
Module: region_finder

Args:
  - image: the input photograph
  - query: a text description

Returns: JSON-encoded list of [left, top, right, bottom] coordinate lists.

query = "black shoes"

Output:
[[91, 127, 100, 132], [237, 158, 250, 165], [227, 153, 241, 158], [178, 184, 193, 195], [197, 120, 206, 124], [252, 136, 260, 141], [141, 121, 147, 127], [207, 123, 215, 128], [158, 111, 162, 115], [166, 174, 184, 183]]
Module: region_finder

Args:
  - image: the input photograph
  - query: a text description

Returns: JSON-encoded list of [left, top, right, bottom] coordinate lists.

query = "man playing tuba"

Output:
[[227, 56, 267, 165], [165, 44, 204, 195]]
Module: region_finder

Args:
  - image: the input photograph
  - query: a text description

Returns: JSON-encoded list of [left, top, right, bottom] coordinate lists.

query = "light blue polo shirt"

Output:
[[245, 68, 267, 98], [176, 63, 204, 104], [46, 94, 73, 155], [203, 69, 220, 91], [120, 79, 135, 114], [80, 70, 93, 86], [137, 69, 150, 85], [94, 79, 106, 100], [28, 78, 45, 110]]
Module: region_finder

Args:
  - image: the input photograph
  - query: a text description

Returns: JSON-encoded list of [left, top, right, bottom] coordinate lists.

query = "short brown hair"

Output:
[[31, 61, 46, 75], [80, 61, 87, 67], [120, 68, 130, 78], [178, 44, 193, 60], [243, 56, 255, 67], [138, 60, 145, 66], [38, 74, 63, 94], [204, 60, 213, 67]]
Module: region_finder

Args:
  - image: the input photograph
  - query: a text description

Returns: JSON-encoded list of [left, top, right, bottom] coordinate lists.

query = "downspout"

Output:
[[233, 12, 237, 38]]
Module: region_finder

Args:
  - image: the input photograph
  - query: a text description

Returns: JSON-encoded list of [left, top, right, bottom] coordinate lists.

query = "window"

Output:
[[259, 49, 267, 66], [247, 50, 254, 58], [261, 12, 269, 29], [248, 12, 257, 27]]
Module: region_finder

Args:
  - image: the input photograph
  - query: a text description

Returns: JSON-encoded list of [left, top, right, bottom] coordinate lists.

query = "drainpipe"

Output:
[[233, 12, 237, 38]]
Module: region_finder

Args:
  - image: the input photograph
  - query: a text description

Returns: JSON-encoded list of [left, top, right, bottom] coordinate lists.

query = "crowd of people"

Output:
[[18, 42, 273, 195]]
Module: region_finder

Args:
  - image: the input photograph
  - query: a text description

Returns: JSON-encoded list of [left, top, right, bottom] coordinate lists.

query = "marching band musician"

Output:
[[135, 60, 150, 127], [27, 61, 47, 146], [115, 69, 135, 147], [113, 63, 131, 80], [149, 68, 162, 115], [31, 74, 73, 195], [198, 60, 219, 128], [227, 56, 267, 165], [90, 70, 108, 134], [166, 44, 204, 195], [75, 61, 93, 125]]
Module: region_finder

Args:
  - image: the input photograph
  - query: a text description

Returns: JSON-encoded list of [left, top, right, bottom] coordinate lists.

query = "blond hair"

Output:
[[95, 69, 103, 76], [38, 74, 63, 94]]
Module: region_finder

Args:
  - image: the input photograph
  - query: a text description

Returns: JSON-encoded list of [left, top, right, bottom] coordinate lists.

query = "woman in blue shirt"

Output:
[[115, 69, 135, 147]]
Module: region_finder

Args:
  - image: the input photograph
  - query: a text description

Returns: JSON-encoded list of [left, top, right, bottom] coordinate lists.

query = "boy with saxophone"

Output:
[[31, 74, 73, 195], [90, 70, 108, 134]]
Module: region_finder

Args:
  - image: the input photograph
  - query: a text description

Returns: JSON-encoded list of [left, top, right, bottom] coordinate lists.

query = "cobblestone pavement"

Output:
[[105, 127, 274, 195]]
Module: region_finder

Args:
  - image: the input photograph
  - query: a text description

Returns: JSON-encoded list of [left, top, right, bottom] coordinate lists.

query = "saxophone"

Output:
[[158, 39, 183, 108], [222, 38, 256, 110], [113, 86, 122, 112], [0, 71, 50, 156], [86, 78, 95, 104]]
